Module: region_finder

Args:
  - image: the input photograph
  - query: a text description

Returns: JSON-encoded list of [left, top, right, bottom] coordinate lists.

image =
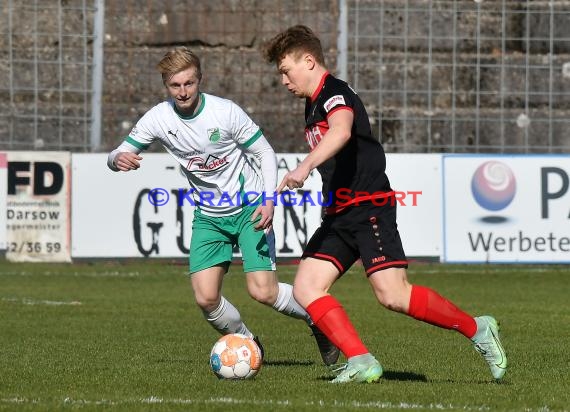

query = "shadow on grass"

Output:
[[317, 369, 427, 382], [381, 370, 427, 382], [264, 359, 315, 367], [156, 358, 193, 363], [434, 377, 511, 385]]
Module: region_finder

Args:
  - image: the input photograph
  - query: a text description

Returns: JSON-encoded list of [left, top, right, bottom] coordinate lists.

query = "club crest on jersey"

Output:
[[208, 128, 221, 142], [324, 95, 346, 112]]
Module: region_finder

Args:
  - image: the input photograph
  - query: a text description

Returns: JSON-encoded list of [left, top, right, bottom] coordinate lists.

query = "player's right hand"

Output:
[[276, 165, 310, 193], [114, 152, 143, 171]]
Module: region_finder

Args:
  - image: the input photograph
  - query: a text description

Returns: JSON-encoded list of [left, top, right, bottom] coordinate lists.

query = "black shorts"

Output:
[[302, 201, 408, 276]]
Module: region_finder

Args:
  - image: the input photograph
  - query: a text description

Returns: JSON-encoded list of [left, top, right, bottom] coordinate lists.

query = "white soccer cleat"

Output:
[[472, 315, 507, 380]]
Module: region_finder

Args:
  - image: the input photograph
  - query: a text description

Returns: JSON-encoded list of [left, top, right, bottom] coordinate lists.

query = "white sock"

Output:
[[272, 282, 312, 324], [202, 296, 254, 338]]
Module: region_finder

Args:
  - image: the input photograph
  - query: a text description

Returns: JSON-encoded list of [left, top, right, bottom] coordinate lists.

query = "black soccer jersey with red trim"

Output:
[[304, 72, 391, 212]]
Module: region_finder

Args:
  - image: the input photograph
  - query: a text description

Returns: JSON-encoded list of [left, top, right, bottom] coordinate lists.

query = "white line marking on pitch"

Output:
[[0, 396, 555, 411], [0, 396, 498, 410], [1, 297, 82, 306]]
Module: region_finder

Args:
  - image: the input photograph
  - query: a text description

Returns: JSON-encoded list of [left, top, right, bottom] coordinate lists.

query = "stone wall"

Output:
[[102, 0, 339, 153], [1, 0, 570, 153], [347, 0, 570, 153]]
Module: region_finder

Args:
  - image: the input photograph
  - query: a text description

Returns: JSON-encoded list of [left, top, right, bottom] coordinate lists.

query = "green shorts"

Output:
[[189, 206, 276, 274]]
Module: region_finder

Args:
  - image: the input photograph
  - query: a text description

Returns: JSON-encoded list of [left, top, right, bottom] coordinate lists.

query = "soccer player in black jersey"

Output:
[[263, 25, 507, 383]]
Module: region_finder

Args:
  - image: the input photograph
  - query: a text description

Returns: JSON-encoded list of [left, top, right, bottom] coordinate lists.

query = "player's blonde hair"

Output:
[[157, 47, 202, 83], [262, 25, 325, 66]]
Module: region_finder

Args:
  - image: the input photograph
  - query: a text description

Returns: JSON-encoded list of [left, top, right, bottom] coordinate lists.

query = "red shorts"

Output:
[[302, 201, 408, 276]]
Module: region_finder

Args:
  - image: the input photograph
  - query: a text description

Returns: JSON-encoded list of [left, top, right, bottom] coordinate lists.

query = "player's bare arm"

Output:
[[243, 135, 278, 230], [277, 109, 353, 192]]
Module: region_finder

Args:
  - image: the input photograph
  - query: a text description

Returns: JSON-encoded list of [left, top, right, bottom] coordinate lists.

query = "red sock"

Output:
[[306, 295, 369, 358], [407, 285, 477, 338]]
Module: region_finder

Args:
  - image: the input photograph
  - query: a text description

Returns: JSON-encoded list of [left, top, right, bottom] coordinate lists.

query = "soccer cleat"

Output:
[[472, 316, 507, 380], [330, 359, 383, 383], [253, 336, 265, 361], [309, 324, 341, 366]]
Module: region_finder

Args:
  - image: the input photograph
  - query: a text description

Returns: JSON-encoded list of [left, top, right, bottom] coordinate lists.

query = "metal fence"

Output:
[[1, 1, 570, 153], [341, 0, 570, 153], [0, 0, 102, 151]]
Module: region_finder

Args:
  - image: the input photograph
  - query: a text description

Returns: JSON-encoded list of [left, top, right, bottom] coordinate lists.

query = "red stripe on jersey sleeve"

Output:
[[326, 106, 353, 119]]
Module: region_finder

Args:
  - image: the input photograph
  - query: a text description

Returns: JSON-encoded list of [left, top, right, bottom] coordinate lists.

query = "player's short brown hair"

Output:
[[262, 25, 325, 66], [157, 47, 202, 83]]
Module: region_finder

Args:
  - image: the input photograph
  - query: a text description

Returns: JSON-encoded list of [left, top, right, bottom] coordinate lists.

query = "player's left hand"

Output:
[[251, 200, 274, 231]]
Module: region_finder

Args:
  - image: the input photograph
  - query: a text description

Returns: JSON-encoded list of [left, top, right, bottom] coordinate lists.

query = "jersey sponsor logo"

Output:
[[186, 154, 229, 171], [186, 157, 203, 170], [323, 95, 346, 112], [305, 123, 328, 150], [208, 128, 221, 142]]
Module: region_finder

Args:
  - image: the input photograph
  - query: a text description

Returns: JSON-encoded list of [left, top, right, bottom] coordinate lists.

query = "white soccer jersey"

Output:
[[116, 93, 268, 216]]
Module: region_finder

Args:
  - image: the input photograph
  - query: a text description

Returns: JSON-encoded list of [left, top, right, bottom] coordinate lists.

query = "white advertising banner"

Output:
[[72, 153, 194, 258], [0, 152, 7, 250], [72, 153, 441, 258], [71, 153, 323, 258], [5, 151, 71, 262], [443, 155, 570, 263], [386, 154, 441, 257]]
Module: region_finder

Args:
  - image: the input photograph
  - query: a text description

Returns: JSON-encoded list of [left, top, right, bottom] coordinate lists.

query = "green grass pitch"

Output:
[[0, 259, 568, 411]]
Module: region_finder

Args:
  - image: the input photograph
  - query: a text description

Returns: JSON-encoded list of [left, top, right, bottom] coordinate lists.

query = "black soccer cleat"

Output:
[[253, 335, 265, 361], [309, 324, 341, 366]]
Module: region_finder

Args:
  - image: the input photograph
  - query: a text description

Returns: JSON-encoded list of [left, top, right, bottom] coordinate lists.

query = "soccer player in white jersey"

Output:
[[107, 47, 339, 366]]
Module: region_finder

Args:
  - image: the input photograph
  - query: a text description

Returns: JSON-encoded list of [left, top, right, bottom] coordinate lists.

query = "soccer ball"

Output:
[[209, 333, 262, 380]]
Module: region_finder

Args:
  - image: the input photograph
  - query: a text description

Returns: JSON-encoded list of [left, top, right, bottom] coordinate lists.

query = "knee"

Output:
[[248, 285, 277, 306], [192, 287, 221, 312], [371, 272, 412, 313], [379, 295, 405, 312], [375, 289, 408, 313], [195, 296, 220, 313]]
